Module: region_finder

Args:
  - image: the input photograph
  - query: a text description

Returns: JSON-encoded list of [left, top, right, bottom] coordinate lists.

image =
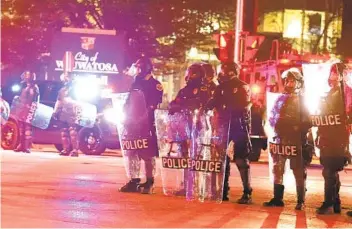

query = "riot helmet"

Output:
[[218, 62, 239, 83], [185, 63, 206, 86], [281, 68, 303, 94], [21, 71, 36, 83], [200, 62, 215, 85], [128, 57, 153, 79]]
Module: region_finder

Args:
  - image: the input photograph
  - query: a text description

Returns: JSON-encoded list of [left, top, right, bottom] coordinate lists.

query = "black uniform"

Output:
[[131, 76, 163, 158], [316, 85, 351, 214], [208, 76, 252, 203], [170, 84, 210, 112], [53, 81, 79, 157], [14, 82, 39, 153]]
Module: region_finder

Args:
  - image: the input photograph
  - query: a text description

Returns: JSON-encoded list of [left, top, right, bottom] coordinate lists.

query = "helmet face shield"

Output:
[[218, 62, 239, 83], [281, 68, 303, 93], [130, 57, 153, 77], [21, 71, 35, 82], [126, 63, 141, 78], [184, 64, 205, 85]]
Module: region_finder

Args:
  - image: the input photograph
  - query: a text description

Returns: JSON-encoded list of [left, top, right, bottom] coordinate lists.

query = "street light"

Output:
[[188, 47, 198, 59]]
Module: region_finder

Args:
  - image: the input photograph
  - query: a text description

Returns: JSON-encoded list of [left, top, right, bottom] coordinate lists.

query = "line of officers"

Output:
[[14, 58, 352, 216]]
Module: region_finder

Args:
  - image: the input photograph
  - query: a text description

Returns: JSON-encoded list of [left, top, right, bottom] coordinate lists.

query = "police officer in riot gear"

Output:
[[53, 72, 79, 157], [168, 63, 212, 195], [263, 68, 312, 210], [119, 57, 163, 194], [14, 71, 39, 154], [315, 63, 352, 214], [207, 62, 253, 203], [200, 62, 217, 96], [169, 63, 211, 113]]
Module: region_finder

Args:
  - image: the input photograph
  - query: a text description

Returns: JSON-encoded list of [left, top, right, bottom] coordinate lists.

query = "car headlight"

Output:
[[11, 84, 21, 92]]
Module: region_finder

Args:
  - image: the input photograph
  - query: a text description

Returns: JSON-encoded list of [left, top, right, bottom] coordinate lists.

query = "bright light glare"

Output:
[[101, 88, 113, 98], [103, 107, 125, 124], [251, 84, 261, 94], [302, 63, 332, 115], [284, 19, 301, 38], [11, 84, 21, 92], [188, 47, 198, 58], [74, 78, 99, 101]]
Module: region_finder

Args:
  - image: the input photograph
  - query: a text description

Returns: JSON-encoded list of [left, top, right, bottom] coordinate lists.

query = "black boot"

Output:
[[23, 133, 32, 154], [59, 150, 70, 156], [69, 126, 79, 157], [14, 144, 24, 152], [333, 180, 341, 213], [119, 178, 141, 192], [60, 128, 71, 156], [317, 202, 334, 214], [222, 156, 230, 201], [222, 186, 229, 201], [263, 184, 285, 207], [295, 186, 306, 210], [316, 184, 335, 214], [139, 177, 154, 194], [70, 150, 79, 157], [237, 189, 252, 204], [236, 158, 252, 204]]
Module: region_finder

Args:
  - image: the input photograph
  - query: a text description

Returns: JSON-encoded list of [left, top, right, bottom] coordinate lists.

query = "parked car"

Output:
[[1, 80, 120, 155]]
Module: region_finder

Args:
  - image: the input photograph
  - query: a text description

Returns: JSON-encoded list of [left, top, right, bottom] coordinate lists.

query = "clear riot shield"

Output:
[[343, 68, 352, 155], [303, 63, 351, 157], [155, 109, 192, 196], [266, 92, 302, 186], [187, 110, 230, 203], [10, 96, 54, 129], [58, 99, 97, 128], [112, 90, 158, 180], [1, 98, 10, 125]]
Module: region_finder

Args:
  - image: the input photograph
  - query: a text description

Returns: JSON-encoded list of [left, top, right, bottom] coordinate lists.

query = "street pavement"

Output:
[[1, 149, 352, 228], [31, 144, 352, 170]]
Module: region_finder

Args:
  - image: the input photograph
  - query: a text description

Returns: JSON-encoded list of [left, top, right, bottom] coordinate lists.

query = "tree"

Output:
[[1, 0, 235, 78], [311, 0, 343, 54]]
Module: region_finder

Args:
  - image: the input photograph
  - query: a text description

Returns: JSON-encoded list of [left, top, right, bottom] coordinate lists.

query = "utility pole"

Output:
[[234, 0, 244, 63], [300, 0, 306, 54]]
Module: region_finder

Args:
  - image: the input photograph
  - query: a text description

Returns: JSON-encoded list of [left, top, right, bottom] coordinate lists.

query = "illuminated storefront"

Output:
[[257, 8, 342, 53]]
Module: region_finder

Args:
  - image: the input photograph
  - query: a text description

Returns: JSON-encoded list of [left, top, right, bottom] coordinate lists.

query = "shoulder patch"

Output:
[[200, 86, 208, 91], [156, 84, 163, 91]]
